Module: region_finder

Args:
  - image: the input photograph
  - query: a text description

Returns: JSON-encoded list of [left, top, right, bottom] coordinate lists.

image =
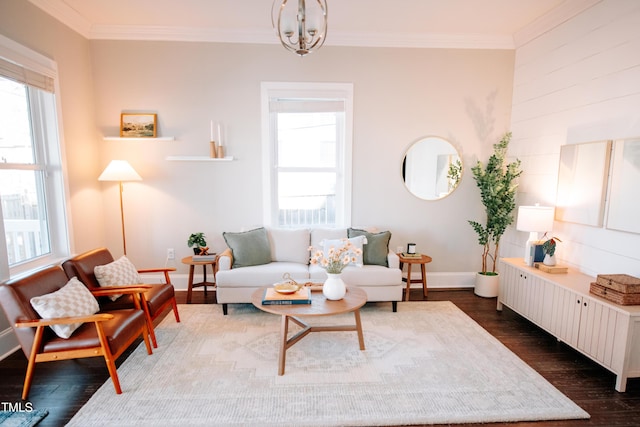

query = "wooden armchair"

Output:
[[62, 248, 180, 348], [0, 265, 152, 400]]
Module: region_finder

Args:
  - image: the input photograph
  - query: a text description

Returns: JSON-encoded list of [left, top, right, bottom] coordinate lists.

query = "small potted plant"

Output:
[[541, 235, 562, 266], [187, 232, 208, 255]]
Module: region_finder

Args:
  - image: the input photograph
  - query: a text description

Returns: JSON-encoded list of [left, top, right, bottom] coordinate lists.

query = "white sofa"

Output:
[[215, 227, 403, 314]]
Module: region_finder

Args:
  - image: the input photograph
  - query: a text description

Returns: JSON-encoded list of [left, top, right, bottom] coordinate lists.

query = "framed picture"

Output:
[[120, 113, 157, 137]]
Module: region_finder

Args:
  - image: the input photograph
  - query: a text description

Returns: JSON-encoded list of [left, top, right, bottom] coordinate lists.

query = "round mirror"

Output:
[[402, 136, 463, 200]]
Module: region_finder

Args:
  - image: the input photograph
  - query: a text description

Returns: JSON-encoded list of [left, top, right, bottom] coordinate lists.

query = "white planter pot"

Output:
[[474, 272, 500, 298]]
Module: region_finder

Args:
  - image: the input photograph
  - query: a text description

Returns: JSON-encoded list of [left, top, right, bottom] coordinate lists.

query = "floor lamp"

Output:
[[98, 160, 142, 255], [516, 204, 555, 265]]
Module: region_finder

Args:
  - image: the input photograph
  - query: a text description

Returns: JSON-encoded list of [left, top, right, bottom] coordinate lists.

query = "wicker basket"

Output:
[[595, 274, 640, 293], [590, 282, 640, 305]]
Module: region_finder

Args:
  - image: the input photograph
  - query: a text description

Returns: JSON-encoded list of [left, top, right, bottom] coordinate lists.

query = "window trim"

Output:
[[0, 34, 70, 280], [261, 82, 353, 228]]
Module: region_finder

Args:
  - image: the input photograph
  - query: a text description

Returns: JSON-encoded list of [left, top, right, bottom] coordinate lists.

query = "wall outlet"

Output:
[[167, 248, 175, 260]]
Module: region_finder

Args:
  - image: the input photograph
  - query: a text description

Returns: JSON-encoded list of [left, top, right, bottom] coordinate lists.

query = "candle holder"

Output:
[[216, 145, 225, 159], [210, 141, 218, 158]]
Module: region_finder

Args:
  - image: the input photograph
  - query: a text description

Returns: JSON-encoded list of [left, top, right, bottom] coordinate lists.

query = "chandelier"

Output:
[[272, 0, 328, 57]]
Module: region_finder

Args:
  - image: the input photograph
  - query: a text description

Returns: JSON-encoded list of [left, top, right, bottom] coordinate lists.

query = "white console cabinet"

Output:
[[498, 258, 640, 392]]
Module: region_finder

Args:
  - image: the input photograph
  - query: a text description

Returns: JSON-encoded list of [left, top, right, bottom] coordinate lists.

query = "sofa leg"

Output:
[[222, 303, 228, 315], [392, 301, 397, 312]]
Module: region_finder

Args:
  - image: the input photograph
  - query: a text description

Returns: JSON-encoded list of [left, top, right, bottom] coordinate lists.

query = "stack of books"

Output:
[[401, 252, 422, 258], [192, 254, 216, 261], [262, 286, 312, 305]]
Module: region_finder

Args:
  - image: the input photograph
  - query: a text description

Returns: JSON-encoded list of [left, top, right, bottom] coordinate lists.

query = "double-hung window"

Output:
[[0, 35, 68, 280], [261, 82, 353, 228]]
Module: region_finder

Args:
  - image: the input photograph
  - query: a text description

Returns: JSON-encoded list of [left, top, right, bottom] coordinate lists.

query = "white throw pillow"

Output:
[[30, 277, 100, 339], [322, 235, 367, 267], [94, 256, 142, 301]]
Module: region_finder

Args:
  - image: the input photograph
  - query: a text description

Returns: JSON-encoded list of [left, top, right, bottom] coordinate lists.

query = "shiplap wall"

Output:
[[502, 0, 640, 277]]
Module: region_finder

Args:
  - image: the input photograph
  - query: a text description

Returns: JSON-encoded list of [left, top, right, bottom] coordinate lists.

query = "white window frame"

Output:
[[261, 82, 353, 228], [0, 34, 70, 280]]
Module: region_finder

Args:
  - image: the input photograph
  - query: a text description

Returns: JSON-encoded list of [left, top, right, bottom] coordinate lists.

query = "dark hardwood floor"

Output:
[[1, 288, 639, 426]]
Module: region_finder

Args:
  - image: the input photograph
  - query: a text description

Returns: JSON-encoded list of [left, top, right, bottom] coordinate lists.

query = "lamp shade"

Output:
[[98, 160, 142, 182], [516, 205, 555, 232]]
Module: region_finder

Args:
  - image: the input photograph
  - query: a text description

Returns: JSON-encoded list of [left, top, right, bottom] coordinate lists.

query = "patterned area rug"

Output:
[[0, 409, 48, 427], [68, 301, 589, 426]]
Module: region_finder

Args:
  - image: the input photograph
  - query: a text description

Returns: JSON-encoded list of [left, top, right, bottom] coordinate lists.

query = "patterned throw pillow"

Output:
[[94, 256, 142, 301], [30, 277, 100, 339]]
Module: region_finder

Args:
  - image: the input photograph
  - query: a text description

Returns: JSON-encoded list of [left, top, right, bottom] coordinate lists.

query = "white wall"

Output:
[[503, 0, 640, 277], [90, 41, 515, 285]]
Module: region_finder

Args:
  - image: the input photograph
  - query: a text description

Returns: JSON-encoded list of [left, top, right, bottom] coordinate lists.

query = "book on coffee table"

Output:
[[262, 286, 312, 305]]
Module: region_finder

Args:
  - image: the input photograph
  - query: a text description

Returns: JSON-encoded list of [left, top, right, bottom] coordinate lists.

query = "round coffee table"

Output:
[[251, 286, 367, 375]]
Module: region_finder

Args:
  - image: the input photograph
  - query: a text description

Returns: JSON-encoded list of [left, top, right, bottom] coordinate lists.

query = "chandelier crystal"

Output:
[[272, 0, 328, 56]]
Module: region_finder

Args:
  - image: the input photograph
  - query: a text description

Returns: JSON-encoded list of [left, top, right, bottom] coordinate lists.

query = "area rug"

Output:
[[0, 409, 48, 427], [68, 302, 589, 426]]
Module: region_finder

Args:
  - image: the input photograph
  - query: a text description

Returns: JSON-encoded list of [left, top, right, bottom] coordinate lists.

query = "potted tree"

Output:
[[468, 132, 522, 297], [187, 232, 208, 255]]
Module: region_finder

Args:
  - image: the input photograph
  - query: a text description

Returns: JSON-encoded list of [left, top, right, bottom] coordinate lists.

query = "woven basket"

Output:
[[595, 274, 640, 294], [590, 282, 640, 305]]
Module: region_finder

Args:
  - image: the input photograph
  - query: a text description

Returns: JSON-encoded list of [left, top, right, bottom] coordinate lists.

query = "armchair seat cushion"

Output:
[[42, 308, 146, 353], [99, 283, 175, 318]]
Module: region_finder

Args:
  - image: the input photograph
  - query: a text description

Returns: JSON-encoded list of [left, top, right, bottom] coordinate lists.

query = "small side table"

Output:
[[181, 256, 217, 304], [398, 254, 432, 301]]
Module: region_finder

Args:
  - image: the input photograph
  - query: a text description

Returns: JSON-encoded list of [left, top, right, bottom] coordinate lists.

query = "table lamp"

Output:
[[516, 205, 555, 265], [98, 160, 142, 255]]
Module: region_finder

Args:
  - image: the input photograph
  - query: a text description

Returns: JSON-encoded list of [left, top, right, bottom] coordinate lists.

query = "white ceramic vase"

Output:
[[323, 273, 346, 300], [543, 254, 556, 266]]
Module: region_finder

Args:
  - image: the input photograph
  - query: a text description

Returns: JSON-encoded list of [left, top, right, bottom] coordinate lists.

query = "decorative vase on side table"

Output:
[[323, 273, 346, 300]]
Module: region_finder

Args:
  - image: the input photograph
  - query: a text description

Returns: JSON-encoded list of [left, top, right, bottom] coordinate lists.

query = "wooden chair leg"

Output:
[[171, 297, 180, 322], [95, 322, 122, 394], [22, 325, 45, 400]]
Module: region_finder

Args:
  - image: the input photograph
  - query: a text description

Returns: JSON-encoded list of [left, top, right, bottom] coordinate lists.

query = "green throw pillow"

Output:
[[347, 228, 391, 267], [223, 227, 272, 268]]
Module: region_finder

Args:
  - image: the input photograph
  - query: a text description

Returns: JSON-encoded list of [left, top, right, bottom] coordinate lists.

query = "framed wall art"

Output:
[[555, 140, 611, 227], [120, 113, 157, 137]]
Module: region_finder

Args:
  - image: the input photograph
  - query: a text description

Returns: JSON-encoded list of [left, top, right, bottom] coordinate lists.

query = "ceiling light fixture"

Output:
[[272, 0, 328, 57]]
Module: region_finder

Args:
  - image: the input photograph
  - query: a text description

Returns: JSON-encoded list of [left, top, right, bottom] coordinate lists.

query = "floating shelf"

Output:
[[165, 156, 234, 162], [103, 136, 175, 141]]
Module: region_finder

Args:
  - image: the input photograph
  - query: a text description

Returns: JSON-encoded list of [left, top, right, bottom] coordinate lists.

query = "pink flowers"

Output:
[[309, 239, 361, 274]]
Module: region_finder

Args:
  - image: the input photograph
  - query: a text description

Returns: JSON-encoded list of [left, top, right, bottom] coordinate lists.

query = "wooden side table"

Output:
[[181, 256, 217, 304], [398, 254, 432, 301]]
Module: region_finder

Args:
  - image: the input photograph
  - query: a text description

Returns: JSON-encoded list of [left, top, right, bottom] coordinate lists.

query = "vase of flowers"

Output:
[[309, 239, 361, 300]]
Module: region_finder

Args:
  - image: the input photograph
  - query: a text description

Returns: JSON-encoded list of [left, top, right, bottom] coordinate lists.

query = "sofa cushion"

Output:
[[94, 255, 142, 301], [267, 228, 310, 264], [348, 228, 391, 267], [216, 262, 309, 287], [321, 236, 367, 267], [30, 277, 100, 339], [310, 228, 347, 255], [309, 264, 401, 286], [223, 227, 272, 268]]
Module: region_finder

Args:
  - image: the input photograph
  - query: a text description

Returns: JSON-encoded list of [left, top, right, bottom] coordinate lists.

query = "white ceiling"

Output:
[[27, 0, 598, 49]]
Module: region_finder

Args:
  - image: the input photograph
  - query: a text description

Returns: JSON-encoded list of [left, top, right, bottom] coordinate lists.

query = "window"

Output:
[[261, 82, 353, 228], [0, 35, 69, 280]]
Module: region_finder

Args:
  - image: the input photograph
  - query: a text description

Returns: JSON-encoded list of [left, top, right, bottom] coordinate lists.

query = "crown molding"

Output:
[[89, 25, 516, 49], [28, 0, 599, 50], [513, 0, 601, 48], [28, 0, 92, 38]]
